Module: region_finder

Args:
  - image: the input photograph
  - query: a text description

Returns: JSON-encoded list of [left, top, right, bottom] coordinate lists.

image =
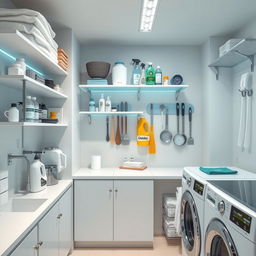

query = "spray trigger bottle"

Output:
[[131, 59, 141, 85], [139, 63, 146, 85]]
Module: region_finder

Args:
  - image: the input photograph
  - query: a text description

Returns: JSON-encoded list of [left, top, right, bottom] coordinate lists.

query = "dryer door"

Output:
[[181, 191, 201, 256], [205, 219, 238, 256]]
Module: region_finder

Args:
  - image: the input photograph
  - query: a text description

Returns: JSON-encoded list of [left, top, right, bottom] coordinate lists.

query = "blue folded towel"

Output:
[[199, 167, 238, 175]]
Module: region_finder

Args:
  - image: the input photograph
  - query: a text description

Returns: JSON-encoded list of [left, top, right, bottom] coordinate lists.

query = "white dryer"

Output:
[[204, 180, 256, 256]]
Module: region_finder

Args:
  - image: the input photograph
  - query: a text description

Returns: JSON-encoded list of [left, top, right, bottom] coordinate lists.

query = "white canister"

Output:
[[91, 155, 101, 170], [15, 58, 26, 74], [4, 103, 19, 122], [112, 62, 127, 85], [8, 63, 23, 75]]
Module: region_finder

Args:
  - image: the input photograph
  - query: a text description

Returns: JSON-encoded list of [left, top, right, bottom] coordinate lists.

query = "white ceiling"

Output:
[[11, 0, 256, 45]]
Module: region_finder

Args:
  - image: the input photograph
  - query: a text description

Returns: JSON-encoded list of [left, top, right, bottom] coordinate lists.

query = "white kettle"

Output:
[[41, 148, 67, 178], [30, 154, 47, 193]]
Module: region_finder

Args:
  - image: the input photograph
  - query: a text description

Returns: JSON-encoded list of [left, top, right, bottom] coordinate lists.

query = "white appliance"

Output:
[[41, 148, 67, 179], [204, 181, 256, 255], [181, 167, 256, 256], [30, 154, 47, 193]]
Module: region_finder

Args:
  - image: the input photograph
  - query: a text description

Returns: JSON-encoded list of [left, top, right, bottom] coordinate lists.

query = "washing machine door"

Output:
[[181, 191, 201, 256], [205, 219, 238, 256]]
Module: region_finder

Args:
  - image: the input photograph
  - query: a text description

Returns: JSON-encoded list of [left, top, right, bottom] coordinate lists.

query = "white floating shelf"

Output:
[[79, 111, 143, 116], [0, 30, 68, 76], [0, 75, 68, 99], [0, 122, 68, 127], [209, 39, 256, 79]]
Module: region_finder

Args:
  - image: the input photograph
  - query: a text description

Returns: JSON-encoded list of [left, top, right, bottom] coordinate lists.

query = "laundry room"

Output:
[[0, 0, 256, 256]]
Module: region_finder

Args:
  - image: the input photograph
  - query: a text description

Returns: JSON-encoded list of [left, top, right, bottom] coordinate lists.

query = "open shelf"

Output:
[[0, 122, 68, 127], [0, 75, 68, 99], [209, 39, 256, 79], [0, 30, 67, 76], [79, 111, 143, 116]]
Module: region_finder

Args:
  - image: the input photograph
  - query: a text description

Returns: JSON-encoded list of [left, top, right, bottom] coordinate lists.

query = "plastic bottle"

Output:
[[15, 58, 26, 75], [146, 62, 155, 85], [41, 104, 48, 119], [105, 96, 112, 112], [89, 98, 96, 112], [155, 66, 162, 85], [139, 63, 146, 85], [99, 94, 105, 112], [131, 59, 141, 85], [32, 97, 39, 122], [112, 62, 127, 85], [137, 114, 150, 146], [25, 96, 34, 122]]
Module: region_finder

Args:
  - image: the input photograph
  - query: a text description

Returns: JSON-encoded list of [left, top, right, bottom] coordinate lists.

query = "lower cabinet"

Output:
[[9, 187, 72, 256], [74, 180, 154, 244]]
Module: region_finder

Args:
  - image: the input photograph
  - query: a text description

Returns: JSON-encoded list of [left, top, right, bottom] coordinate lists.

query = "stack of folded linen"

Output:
[[0, 8, 58, 64], [57, 48, 68, 71], [163, 214, 179, 238]]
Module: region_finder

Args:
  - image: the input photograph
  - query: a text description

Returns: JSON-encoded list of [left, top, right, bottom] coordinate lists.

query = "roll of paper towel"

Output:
[[91, 155, 101, 170]]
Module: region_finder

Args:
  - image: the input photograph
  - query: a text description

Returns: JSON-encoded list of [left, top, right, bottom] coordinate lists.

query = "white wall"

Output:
[[79, 45, 203, 168]]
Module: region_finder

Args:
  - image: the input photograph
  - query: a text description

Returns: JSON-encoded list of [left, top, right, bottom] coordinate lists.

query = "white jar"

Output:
[[4, 103, 19, 122], [15, 58, 26, 74], [91, 155, 101, 170], [112, 62, 127, 85], [8, 63, 23, 75]]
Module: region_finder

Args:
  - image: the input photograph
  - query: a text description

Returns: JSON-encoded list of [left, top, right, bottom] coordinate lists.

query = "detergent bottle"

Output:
[[131, 59, 141, 85], [137, 114, 150, 146]]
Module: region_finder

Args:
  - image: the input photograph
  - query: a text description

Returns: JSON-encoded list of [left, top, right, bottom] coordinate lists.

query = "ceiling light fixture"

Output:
[[140, 0, 159, 32]]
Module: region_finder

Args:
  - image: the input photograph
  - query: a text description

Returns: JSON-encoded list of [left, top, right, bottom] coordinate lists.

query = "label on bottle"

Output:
[[133, 74, 141, 85], [25, 104, 34, 121], [34, 108, 39, 121], [156, 73, 162, 84]]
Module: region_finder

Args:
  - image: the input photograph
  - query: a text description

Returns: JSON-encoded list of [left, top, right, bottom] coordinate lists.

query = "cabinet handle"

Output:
[[115, 189, 118, 193], [57, 213, 63, 219], [109, 189, 113, 192]]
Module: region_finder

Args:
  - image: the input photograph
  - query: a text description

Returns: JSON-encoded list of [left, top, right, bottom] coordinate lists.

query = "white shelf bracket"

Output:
[[88, 115, 92, 125], [175, 90, 181, 101], [210, 66, 219, 80], [137, 88, 141, 101], [233, 50, 255, 72]]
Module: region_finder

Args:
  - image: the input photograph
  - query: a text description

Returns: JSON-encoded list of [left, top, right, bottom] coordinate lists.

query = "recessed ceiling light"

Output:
[[140, 0, 159, 32]]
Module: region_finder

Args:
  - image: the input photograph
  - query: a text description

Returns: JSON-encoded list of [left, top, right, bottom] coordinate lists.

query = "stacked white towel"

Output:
[[163, 214, 179, 238], [0, 8, 58, 63], [163, 194, 176, 218]]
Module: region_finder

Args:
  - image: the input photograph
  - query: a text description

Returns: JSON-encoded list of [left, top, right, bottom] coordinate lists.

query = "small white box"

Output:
[[219, 39, 242, 57], [0, 178, 8, 193]]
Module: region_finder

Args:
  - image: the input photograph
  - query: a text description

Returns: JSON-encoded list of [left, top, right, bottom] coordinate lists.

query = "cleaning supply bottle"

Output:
[[99, 94, 105, 112], [146, 62, 155, 85], [137, 114, 150, 146], [139, 63, 146, 85], [89, 98, 96, 112], [32, 97, 39, 122], [25, 96, 34, 122], [155, 66, 162, 85], [105, 96, 112, 112], [131, 59, 141, 85]]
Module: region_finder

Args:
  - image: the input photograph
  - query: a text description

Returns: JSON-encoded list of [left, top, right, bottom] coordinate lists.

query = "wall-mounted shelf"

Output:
[[79, 84, 190, 100], [0, 30, 68, 76], [0, 75, 68, 99], [209, 39, 256, 80], [0, 122, 68, 127]]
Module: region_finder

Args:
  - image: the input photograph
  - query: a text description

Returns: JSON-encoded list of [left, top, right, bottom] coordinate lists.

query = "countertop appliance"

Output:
[[45, 165, 58, 186], [204, 181, 256, 255], [41, 148, 67, 179]]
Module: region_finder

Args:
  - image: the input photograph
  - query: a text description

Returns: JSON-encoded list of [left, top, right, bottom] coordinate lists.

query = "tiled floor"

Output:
[[71, 236, 182, 256]]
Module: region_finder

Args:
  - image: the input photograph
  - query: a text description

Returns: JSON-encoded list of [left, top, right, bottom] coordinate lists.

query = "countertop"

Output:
[[73, 167, 183, 180], [0, 180, 72, 256]]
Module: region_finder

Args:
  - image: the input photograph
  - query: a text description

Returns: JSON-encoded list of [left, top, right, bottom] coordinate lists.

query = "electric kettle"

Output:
[[30, 154, 47, 193], [41, 148, 67, 179]]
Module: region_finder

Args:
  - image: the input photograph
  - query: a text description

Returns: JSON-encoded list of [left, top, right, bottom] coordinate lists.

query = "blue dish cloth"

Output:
[[199, 167, 238, 175]]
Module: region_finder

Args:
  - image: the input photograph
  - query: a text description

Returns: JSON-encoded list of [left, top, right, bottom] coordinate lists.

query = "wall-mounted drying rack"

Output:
[[209, 39, 256, 80], [79, 84, 190, 101], [146, 103, 194, 115]]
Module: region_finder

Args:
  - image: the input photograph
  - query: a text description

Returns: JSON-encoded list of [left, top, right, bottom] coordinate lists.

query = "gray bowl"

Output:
[[86, 61, 111, 79]]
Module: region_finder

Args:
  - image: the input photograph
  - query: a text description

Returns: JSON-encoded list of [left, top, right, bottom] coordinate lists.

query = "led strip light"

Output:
[[140, 0, 159, 32]]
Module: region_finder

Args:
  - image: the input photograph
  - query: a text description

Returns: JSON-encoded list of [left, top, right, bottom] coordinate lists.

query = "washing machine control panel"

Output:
[[193, 179, 204, 196]]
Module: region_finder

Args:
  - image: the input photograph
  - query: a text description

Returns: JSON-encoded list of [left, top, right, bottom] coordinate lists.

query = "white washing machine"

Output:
[[204, 180, 256, 255], [181, 167, 256, 256]]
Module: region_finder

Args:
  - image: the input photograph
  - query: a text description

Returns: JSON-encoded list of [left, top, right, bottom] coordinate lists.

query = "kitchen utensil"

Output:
[[149, 103, 156, 154], [173, 103, 186, 146], [160, 104, 165, 129], [115, 105, 121, 145], [30, 154, 47, 193], [160, 108, 172, 144], [181, 103, 187, 144], [110, 116, 115, 145], [120, 102, 124, 144], [122, 102, 130, 145], [45, 165, 58, 186], [187, 107, 194, 145], [106, 117, 110, 142], [86, 61, 111, 79]]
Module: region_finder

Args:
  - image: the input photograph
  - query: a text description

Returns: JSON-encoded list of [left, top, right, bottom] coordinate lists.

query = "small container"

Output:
[[4, 103, 19, 122], [105, 96, 112, 112], [99, 94, 105, 112], [8, 63, 23, 75], [112, 62, 127, 85], [15, 58, 26, 74], [41, 104, 48, 119], [91, 155, 101, 170], [50, 112, 57, 119], [89, 98, 96, 112], [163, 76, 169, 85]]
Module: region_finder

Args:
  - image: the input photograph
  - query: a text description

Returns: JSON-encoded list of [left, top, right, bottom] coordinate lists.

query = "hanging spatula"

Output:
[[187, 107, 194, 145], [110, 116, 115, 145], [115, 105, 121, 145], [122, 102, 130, 145]]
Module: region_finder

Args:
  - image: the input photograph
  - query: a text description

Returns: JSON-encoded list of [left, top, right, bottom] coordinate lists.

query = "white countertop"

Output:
[[73, 167, 183, 180], [0, 180, 72, 256]]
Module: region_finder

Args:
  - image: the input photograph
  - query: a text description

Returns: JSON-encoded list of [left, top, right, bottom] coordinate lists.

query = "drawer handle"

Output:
[[57, 213, 63, 219], [109, 189, 112, 192], [115, 189, 118, 193]]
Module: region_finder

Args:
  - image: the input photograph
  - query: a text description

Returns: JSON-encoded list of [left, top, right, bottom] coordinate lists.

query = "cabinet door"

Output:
[[59, 187, 72, 256], [38, 202, 59, 256], [114, 180, 154, 242], [10, 226, 38, 256], [74, 180, 114, 241]]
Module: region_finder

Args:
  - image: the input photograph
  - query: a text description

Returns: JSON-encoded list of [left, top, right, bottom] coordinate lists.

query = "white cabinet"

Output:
[[9, 226, 38, 256], [74, 180, 114, 241], [74, 180, 153, 243], [59, 187, 72, 256]]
